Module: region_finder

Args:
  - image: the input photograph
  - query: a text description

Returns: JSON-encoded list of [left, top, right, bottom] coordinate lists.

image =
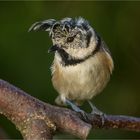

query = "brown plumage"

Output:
[[52, 40, 113, 106], [29, 17, 114, 111]]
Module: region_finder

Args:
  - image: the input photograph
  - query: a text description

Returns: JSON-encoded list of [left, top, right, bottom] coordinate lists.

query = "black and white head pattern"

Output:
[[29, 17, 101, 66]]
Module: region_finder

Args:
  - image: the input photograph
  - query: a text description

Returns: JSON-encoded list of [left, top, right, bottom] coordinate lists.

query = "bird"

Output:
[[29, 17, 114, 117]]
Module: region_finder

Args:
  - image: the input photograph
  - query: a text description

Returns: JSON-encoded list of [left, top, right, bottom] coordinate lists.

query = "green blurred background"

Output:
[[0, 1, 140, 139]]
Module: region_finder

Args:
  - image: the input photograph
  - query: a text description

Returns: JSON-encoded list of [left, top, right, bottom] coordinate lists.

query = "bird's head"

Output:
[[29, 17, 101, 62]]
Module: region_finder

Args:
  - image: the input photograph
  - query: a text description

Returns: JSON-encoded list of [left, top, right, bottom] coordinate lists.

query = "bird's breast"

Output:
[[51, 51, 113, 101]]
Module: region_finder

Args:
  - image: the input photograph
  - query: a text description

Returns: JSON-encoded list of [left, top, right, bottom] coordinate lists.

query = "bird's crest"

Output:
[[29, 17, 91, 36]]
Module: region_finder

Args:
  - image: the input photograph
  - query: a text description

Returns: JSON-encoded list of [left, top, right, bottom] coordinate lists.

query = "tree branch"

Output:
[[0, 79, 140, 139], [0, 126, 9, 139], [0, 79, 91, 139], [87, 113, 140, 132]]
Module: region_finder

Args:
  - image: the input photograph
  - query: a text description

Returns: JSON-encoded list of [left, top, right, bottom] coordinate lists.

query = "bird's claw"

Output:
[[88, 101, 105, 125], [65, 99, 89, 122]]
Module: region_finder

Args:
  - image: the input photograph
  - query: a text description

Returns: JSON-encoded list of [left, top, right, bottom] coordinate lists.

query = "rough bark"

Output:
[[0, 79, 140, 139]]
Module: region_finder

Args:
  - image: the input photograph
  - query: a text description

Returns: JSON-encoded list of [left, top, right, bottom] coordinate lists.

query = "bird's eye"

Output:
[[67, 36, 74, 43]]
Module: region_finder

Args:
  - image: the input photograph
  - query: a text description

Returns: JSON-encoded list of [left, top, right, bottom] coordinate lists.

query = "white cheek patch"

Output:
[[64, 38, 96, 60]]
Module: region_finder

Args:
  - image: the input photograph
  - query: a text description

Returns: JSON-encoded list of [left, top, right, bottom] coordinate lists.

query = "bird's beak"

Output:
[[48, 45, 59, 53]]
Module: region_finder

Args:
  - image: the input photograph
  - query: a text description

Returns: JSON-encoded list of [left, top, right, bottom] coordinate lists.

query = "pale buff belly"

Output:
[[51, 53, 112, 102]]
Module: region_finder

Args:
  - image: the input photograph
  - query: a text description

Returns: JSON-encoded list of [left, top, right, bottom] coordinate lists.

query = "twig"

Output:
[[0, 79, 140, 139]]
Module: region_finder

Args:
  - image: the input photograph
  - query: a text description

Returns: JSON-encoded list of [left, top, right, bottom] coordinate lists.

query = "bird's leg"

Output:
[[65, 99, 89, 121], [65, 99, 81, 112], [88, 101, 103, 115], [88, 101, 105, 125]]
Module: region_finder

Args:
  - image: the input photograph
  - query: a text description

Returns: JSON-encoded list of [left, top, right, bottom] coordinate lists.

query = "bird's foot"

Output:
[[88, 101, 105, 125], [65, 99, 89, 122], [88, 101, 103, 115]]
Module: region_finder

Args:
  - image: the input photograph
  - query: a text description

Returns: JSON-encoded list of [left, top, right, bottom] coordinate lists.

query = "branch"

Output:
[[0, 79, 91, 139], [0, 126, 9, 139], [87, 113, 140, 132], [0, 79, 139, 139]]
